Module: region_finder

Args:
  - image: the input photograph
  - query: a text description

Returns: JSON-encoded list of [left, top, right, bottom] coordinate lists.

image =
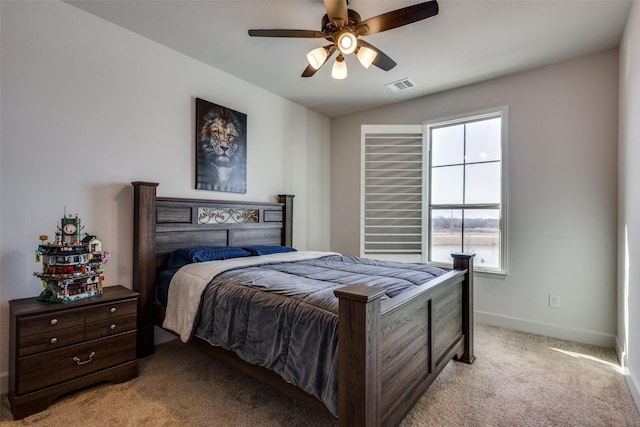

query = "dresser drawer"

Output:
[[85, 299, 137, 323], [19, 324, 85, 357], [17, 331, 136, 395], [85, 314, 137, 340], [18, 308, 85, 338]]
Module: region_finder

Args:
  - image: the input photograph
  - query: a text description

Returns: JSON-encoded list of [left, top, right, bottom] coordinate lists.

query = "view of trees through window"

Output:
[[430, 209, 501, 268]]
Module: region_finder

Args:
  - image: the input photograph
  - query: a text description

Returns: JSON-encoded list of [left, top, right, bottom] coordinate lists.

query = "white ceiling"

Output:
[[66, 0, 632, 118]]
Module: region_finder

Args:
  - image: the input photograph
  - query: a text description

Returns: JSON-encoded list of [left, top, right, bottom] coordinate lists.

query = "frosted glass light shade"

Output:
[[356, 46, 377, 69], [332, 56, 347, 79], [337, 31, 357, 55], [307, 47, 328, 70]]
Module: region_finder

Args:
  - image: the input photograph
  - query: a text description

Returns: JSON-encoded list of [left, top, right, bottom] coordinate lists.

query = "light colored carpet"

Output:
[[1, 324, 638, 426]]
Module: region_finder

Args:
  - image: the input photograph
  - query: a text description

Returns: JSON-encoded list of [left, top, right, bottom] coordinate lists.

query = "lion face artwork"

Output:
[[195, 98, 247, 193]]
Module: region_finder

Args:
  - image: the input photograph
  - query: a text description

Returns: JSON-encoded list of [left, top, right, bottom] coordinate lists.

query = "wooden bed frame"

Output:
[[131, 181, 475, 427]]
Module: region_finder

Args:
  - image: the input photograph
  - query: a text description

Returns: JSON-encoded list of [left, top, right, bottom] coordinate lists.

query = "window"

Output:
[[361, 107, 507, 274], [427, 109, 506, 272]]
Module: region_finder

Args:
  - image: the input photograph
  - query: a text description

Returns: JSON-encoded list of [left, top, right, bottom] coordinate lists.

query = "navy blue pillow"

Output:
[[242, 246, 297, 256], [165, 246, 251, 269]]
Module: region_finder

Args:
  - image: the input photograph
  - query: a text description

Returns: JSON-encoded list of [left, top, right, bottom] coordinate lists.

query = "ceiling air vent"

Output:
[[385, 78, 416, 92]]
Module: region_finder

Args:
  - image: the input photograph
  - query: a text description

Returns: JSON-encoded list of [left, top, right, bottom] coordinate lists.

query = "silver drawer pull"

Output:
[[50, 319, 58, 325], [110, 324, 117, 330], [110, 307, 117, 313], [50, 337, 58, 344], [73, 351, 96, 366]]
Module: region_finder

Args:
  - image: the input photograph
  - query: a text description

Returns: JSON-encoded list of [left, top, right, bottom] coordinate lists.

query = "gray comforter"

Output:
[[193, 254, 446, 416]]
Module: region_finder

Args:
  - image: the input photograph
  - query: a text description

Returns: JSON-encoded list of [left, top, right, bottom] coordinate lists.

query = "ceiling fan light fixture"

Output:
[[336, 31, 357, 55], [356, 45, 377, 69], [248, 0, 440, 79], [307, 46, 328, 70], [332, 55, 347, 80]]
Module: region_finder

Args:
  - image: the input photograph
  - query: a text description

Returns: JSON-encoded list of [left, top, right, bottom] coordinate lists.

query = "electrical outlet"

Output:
[[549, 294, 560, 309]]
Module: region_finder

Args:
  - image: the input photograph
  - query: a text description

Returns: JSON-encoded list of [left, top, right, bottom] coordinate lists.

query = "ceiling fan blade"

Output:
[[358, 40, 397, 71], [301, 64, 318, 78], [323, 0, 348, 25], [302, 46, 337, 77], [248, 29, 325, 38], [356, 0, 439, 36]]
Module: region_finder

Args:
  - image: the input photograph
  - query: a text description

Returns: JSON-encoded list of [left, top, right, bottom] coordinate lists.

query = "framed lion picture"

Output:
[[195, 98, 247, 193]]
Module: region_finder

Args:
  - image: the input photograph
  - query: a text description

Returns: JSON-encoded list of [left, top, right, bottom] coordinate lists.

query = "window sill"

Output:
[[475, 269, 507, 279], [423, 261, 507, 279]]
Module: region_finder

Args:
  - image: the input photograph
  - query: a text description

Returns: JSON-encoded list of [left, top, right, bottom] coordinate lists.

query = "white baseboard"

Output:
[[475, 310, 617, 348], [627, 367, 640, 413], [614, 336, 640, 412], [616, 336, 626, 366]]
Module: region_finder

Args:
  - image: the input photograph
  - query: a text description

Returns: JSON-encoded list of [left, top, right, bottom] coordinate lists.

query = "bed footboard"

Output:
[[334, 253, 475, 427]]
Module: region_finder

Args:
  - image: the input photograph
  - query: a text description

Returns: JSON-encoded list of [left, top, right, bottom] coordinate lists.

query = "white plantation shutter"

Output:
[[361, 125, 425, 263], [360, 108, 507, 274]]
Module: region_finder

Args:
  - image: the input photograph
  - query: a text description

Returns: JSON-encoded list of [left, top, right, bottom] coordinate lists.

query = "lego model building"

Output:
[[34, 213, 108, 302]]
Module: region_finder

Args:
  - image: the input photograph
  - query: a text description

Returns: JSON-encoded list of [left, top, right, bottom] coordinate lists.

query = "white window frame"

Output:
[[360, 106, 508, 276], [424, 106, 509, 275]]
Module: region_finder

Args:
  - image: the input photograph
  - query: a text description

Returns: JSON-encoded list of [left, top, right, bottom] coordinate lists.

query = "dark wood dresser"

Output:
[[8, 285, 139, 420]]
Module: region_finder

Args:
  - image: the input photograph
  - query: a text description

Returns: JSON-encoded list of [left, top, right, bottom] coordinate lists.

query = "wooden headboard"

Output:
[[131, 181, 294, 357]]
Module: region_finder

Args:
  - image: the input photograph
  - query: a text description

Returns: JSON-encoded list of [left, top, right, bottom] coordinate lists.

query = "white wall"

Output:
[[331, 49, 619, 348], [0, 1, 331, 394], [619, 0, 640, 409]]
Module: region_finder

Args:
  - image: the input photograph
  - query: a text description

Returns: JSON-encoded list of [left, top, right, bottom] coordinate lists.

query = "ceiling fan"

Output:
[[248, 0, 439, 80]]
